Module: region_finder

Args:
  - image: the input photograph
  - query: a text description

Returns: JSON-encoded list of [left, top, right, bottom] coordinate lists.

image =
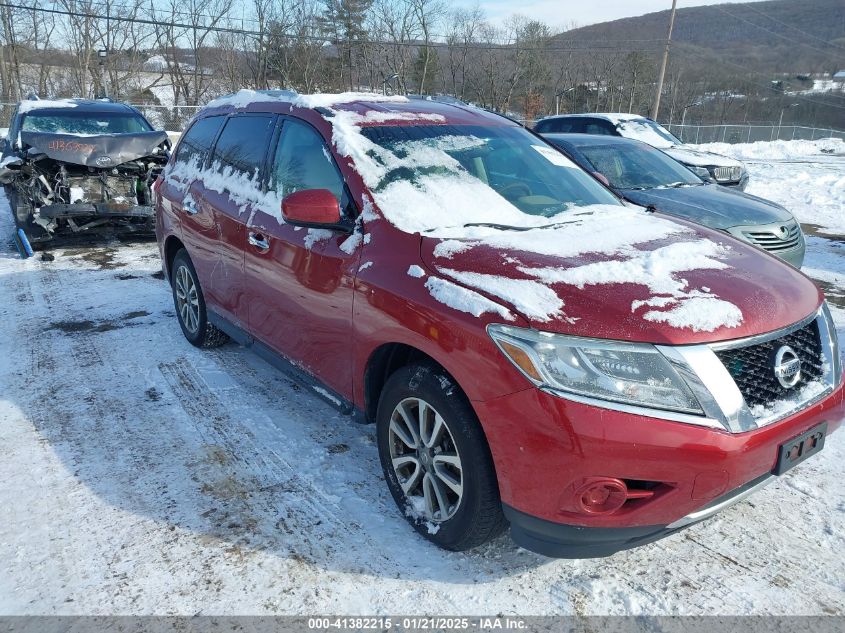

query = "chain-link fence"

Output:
[[664, 123, 845, 144], [0, 103, 202, 133]]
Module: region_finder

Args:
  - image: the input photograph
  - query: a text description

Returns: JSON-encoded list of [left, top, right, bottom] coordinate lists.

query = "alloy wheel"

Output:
[[388, 397, 464, 522], [174, 265, 200, 334]]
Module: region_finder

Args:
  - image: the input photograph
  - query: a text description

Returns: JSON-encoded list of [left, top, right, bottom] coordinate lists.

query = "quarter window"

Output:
[[174, 116, 224, 166]]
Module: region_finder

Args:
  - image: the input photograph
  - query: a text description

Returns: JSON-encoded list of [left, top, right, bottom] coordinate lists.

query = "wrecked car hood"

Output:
[[419, 210, 821, 345], [20, 130, 168, 168]]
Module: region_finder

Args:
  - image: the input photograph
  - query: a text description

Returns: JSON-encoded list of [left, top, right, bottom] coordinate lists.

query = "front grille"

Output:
[[742, 222, 802, 252], [715, 320, 825, 411], [714, 166, 742, 182]]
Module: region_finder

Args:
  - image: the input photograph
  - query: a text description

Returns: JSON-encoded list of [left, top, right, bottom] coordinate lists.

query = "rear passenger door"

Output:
[[161, 115, 224, 300], [201, 113, 276, 326], [244, 117, 360, 398]]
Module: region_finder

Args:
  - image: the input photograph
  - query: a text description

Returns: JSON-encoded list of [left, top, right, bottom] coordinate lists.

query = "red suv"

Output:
[[155, 90, 843, 558]]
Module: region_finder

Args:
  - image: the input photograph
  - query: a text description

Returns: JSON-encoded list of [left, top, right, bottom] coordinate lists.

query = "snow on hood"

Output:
[[664, 145, 744, 169], [418, 207, 750, 334], [420, 218, 822, 342]]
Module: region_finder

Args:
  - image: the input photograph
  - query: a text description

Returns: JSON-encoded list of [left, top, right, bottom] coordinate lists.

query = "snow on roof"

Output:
[[17, 99, 78, 114], [205, 89, 409, 111]]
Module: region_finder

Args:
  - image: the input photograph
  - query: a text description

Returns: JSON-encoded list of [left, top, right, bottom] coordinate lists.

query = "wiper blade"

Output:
[[459, 222, 530, 231]]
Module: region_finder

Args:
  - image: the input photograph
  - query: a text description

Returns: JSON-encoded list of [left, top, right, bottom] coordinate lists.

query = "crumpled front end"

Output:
[[2, 131, 170, 246]]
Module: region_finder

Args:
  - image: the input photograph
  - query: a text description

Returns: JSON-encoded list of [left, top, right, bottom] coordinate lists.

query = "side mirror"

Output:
[[281, 189, 342, 227], [592, 171, 610, 187]]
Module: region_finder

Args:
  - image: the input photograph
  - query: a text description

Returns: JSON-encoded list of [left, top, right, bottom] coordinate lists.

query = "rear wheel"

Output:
[[376, 363, 506, 551], [170, 249, 228, 348]]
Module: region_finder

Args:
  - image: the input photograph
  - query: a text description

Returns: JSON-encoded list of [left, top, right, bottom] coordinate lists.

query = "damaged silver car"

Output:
[[1, 97, 170, 250]]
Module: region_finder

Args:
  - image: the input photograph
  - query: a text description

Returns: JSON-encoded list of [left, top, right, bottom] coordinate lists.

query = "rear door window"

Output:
[[210, 114, 275, 181], [174, 116, 224, 167]]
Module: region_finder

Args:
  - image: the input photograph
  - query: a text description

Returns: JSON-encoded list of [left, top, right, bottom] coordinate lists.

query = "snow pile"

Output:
[[423, 277, 514, 320], [518, 239, 742, 332], [697, 138, 844, 161], [694, 141, 845, 234], [407, 265, 426, 278]]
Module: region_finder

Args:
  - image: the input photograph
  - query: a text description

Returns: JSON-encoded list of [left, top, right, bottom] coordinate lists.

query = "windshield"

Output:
[[359, 124, 619, 224], [21, 110, 152, 135], [576, 142, 702, 190], [614, 119, 681, 148]]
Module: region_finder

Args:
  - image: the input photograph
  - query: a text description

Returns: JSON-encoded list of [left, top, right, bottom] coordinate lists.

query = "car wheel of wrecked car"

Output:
[[170, 249, 229, 349], [376, 363, 507, 551]]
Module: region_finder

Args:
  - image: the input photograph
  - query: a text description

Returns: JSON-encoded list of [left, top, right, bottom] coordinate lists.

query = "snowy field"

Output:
[[1, 141, 844, 616]]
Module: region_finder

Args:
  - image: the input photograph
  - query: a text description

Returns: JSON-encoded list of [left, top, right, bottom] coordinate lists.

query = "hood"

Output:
[[664, 145, 744, 169], [620, 184, 793, 229], [419, 212, 821, 346], [20, 130, 168, 167]]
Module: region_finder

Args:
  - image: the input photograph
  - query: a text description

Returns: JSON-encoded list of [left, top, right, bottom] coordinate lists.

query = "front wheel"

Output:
[[376, 363, 506, 551], [170, 249, 229, 348]]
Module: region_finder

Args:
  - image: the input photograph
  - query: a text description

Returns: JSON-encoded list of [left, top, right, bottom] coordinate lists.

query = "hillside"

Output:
[[554, 0, 845, 74]]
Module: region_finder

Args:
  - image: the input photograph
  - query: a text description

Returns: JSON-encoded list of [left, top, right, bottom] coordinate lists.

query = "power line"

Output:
[[713, 5, 841, 57], [0, 2, 665, 53], [743, 3, 845, 51], [673, 41, 845, 111]]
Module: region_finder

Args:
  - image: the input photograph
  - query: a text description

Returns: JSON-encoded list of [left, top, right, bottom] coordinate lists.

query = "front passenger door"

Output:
[[244, 117, 360, 398]]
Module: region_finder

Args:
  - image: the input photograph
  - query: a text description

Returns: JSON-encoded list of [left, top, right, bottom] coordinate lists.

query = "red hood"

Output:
[[419, 219, 822, 345]]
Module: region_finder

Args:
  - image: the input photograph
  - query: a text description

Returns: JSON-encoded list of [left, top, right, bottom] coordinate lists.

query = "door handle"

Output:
[[183, 198, 199, 215], [248, 232, 270, 250]]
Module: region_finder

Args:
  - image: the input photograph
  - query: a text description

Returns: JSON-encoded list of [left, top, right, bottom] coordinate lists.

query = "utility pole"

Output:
[[650, 0, 678, 120]]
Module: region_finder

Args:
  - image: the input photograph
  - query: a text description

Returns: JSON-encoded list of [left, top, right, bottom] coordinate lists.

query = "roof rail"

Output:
[[479, 107, 525, 128]]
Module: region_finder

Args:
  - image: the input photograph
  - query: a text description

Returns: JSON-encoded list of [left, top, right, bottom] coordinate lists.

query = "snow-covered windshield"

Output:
[[21, 111, 152, 135], [574, 142, 702, 190], [614, 119, 681, 149], [357, 124, 620, 229]]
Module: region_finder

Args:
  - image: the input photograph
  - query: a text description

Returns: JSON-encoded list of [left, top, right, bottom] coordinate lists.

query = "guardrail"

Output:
[[663, 123, 845, 144]]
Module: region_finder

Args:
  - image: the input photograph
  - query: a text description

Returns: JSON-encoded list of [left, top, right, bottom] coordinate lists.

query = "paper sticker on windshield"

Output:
[[531, 145, 578, 168]]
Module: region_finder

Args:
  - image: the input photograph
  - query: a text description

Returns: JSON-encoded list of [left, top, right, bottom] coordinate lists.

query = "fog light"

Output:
[[575, 478, 628, 515]]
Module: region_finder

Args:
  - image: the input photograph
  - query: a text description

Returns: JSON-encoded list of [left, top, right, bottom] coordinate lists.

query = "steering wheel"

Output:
[[498, 182, 532, 199]]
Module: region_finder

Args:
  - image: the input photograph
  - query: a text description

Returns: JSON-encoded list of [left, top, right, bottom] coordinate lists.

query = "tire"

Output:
[[376, 363, 507, 551], [170, 249, 229, 348]]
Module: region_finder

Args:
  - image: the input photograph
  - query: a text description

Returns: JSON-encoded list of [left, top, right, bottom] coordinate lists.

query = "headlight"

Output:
[[488, 324, 703, 414]]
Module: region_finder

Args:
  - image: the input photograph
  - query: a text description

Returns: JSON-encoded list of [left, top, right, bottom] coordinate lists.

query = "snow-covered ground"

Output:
[[700, 139, 845, 237], [1, 143, 845, 616]]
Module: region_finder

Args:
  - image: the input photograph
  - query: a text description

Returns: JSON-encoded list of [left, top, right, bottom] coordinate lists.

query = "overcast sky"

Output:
[[475, 0, 773, 30]]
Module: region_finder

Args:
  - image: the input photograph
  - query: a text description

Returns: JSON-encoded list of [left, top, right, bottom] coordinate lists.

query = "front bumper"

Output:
[[475, 380, 844, 557], [22, 203, 155, 244], [504, 473, 774, 557]]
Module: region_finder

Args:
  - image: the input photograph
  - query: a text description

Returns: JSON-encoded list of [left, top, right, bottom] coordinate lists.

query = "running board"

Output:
[[207, 311, 365, 422]]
